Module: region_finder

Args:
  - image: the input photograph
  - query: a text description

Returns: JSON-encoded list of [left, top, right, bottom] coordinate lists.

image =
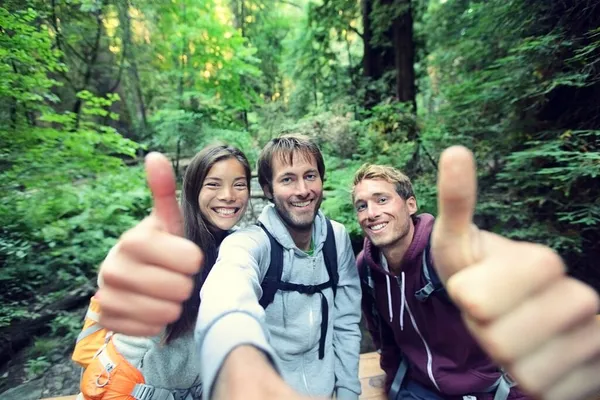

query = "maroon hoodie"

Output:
[[357, 213, 528, 399]]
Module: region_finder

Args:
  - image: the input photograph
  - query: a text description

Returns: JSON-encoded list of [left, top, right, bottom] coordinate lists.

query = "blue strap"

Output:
[[388, 358, 408, 400], [492, 370, 517, 400]]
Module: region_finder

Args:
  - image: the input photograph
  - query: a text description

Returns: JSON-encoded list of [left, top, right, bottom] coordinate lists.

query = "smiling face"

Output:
[[264, 151, 323, 232], [198, 157, 249, 232], [353, 178, 417, 249]]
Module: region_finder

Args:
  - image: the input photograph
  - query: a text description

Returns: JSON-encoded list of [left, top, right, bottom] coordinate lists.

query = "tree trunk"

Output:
[[361, 0, 395, 107], [73, 9, 104, 129], [393, 0, 416, 112], [234, 0, 249, 129]]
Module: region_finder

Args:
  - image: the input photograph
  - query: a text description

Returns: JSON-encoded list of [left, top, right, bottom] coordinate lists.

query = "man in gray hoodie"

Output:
[[195, 134, 362, 400]]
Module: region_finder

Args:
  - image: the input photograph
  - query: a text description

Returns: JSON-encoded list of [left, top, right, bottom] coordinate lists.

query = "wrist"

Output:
[[213, 345, 288, 399]]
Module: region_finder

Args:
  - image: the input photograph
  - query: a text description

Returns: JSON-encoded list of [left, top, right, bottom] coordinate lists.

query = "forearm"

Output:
[[196, 230, 277, 399], [212, 345, 287, 400]]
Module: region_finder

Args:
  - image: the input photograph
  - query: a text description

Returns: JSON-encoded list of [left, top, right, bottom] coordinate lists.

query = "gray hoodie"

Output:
[[195, 204, 362, 400]]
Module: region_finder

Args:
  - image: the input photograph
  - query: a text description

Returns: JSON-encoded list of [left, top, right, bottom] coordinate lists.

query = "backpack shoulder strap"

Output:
[[322, 218, 339, 297], [257, 222, 284, 309], [415, 237, 450, 302]]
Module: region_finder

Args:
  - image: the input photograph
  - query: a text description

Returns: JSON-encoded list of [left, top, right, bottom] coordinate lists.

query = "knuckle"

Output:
[[519, 379, 545, 399], [177, 240, 203, 275], [173, 276, 195, 302], [188, 245, 204, 274], [163, 303, 183, 323], [479, 329, 516, 365], [101, 263, 127, 287], [530, 244, 565, 276], [571, 280, 600, 315], [147, 325, 163, 337], [119, 228, 150, 254]]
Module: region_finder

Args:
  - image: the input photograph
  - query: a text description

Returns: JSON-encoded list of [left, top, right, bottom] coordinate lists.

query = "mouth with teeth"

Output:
[[212, 207, 241, 218], [291, 200, 312, 208], [368, 222, 388, 232]]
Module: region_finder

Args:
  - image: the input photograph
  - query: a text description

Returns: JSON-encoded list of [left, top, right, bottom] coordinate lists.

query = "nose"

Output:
[[217, 186, 235, 202], [295, 179, 310, 198], [366, 203, 380, 220]]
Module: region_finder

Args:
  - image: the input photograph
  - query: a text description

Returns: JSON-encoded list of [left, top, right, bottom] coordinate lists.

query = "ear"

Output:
[[406, 196, 418, 216], [262, 184, 273, 201]]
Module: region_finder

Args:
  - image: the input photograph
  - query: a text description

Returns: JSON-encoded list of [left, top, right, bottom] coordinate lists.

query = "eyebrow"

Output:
[[353, 192, 390, 204], [205, 176, 247, 181], [371, 192, 389, 197]]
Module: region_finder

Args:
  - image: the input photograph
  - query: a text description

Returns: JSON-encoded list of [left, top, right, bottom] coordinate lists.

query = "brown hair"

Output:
[[352, 164, 415, 200], [257, 134, 325, 199], [165, 144, 251, 343]]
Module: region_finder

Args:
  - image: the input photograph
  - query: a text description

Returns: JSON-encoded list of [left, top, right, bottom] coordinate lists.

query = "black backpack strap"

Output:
[[357, 251, 385, 350], [257, 221, 284, 309], [322, 218, 339, 297]]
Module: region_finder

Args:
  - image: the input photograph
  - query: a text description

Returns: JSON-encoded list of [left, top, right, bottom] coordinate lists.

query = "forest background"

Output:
[[1, 0, 599, 393]]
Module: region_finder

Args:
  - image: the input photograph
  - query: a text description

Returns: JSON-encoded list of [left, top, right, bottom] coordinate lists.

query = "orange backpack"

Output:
[[72, 295, 110, 368], [72, 296, 149, 400], [73, 296, 202, 400]]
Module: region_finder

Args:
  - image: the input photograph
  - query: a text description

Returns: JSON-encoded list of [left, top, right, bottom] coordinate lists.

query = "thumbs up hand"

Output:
[[431, 146, 600, 400], [97, 153, 203, 337]]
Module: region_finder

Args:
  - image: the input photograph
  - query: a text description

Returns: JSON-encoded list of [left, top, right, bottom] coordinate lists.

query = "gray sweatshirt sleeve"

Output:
[[194, 229, 278, 400], [332, 224, 363, 399]]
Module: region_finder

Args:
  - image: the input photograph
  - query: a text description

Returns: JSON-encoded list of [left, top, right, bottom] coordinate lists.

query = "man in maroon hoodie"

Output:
[[353, 163, 529, 400]]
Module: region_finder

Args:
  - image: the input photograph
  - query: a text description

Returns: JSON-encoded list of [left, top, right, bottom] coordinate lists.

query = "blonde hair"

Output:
[[352, 164, 415, 200]]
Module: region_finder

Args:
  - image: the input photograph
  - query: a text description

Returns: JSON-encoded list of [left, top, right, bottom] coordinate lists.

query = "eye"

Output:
[[377, 197, 387, 204], [306, 173, 317, 181], [355, 203, 366, 212], [205, 182, 219, 188], [281, 177, 292, 184], [235, 182, 248, 189]]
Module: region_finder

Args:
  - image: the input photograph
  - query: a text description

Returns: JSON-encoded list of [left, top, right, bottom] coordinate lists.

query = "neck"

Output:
[[288, 225, 312, 251], [381, 222, 414, 275]]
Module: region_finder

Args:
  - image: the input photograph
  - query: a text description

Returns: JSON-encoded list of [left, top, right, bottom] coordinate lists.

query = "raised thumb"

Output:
[[145, 152, 184, 237], [431, 146, 481, 282]]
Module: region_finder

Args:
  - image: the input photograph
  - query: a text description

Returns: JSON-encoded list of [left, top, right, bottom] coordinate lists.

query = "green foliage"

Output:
[[25, 356, 52, 379], [51, 311, 84, 342], [0, 167, 150, 328], [322, 156, 363, 236], [201, 127, 260, 168], [28, 337, 62, 359]]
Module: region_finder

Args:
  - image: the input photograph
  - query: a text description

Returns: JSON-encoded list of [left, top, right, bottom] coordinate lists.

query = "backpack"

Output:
[[257, 218, 338, 360]]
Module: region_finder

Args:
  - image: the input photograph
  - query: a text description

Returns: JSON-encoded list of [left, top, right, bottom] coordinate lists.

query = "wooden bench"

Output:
[[358, 351, 386, 399]]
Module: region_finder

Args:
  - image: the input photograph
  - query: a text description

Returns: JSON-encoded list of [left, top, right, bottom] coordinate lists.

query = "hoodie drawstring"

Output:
[[385, 275, 393, 322], [386, 272, 405, 330], [399, 271, 406, 331]]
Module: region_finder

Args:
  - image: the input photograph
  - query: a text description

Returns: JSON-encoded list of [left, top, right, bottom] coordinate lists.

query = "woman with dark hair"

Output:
[[74, 144, 251, 400]]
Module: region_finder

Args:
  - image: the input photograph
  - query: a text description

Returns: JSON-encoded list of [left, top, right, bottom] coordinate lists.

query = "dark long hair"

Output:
[[165, 144, 251, 343]]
